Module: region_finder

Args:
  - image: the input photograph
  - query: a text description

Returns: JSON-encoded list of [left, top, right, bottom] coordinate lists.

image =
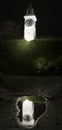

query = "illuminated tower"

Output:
[[24, 4, 37, 41]]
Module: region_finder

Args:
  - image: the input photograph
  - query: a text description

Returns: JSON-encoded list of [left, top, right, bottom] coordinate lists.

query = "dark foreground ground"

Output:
[[0, 74, 62, 130]]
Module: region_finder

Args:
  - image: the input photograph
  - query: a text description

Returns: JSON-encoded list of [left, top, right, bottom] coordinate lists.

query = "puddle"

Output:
[[15, 96, 47, 129]]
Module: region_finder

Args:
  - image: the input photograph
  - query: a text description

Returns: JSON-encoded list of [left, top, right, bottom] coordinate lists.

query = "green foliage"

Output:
[[0, 21, 22, 39], [0, 38, 62, 75], [19, 96, 45, 104]]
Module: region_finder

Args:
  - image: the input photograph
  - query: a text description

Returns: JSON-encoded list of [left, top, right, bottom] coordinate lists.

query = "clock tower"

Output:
[[24, 4, 37, 41]]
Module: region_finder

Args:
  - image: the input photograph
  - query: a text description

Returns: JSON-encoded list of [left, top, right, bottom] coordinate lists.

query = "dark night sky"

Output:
[[0, 0, 62, 36]]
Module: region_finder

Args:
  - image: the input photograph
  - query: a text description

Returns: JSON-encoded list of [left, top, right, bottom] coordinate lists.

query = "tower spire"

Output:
[[28, 0, 32, 8], [29, 0, 32, 5], [26, 1, 34, 15]]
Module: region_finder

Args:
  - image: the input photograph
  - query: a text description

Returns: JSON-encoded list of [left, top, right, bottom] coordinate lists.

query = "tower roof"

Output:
[[25, 4, 34, 16]]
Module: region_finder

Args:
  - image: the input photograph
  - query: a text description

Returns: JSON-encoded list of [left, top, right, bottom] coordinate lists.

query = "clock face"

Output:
[[25, 19, 34, 27]]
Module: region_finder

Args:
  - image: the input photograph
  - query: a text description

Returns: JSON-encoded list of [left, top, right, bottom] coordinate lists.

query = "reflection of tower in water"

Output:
[[16, 96, 47, 129]]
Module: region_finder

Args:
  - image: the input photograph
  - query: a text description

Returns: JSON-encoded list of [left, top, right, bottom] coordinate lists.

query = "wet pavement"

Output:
[[0, 75, 62, 130]]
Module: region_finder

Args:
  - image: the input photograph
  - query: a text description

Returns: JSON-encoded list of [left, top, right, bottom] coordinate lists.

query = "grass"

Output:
[[0, 37, 62, 75]]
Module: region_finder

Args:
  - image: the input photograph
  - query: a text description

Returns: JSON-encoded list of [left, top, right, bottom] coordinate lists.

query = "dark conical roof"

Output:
[[26, 4, 34, 15]]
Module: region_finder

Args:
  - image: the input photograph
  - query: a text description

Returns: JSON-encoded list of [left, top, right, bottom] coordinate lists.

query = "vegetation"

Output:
[[0, 21, 23, 39], [0, 38, 62, 75], [19, 96, 45, 104]]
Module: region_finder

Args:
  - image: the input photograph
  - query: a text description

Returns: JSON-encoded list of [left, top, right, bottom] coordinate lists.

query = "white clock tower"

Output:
[[24, 4, 37, 41]]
